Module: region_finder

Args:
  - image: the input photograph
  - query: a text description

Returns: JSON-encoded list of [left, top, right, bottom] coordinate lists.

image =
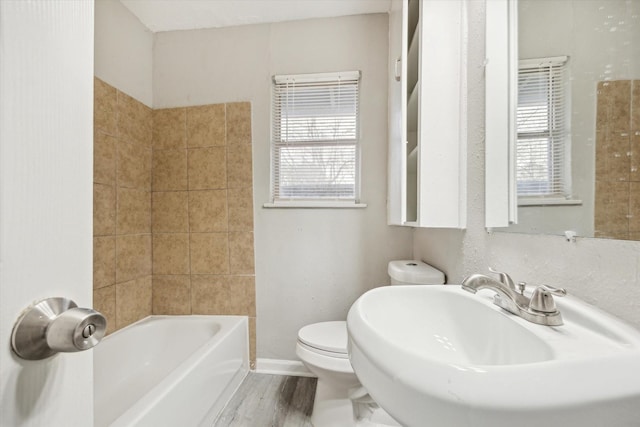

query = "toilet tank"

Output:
[[388, 260, 445, 285]]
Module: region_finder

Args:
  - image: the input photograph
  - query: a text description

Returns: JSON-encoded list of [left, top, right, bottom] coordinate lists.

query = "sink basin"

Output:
[[347, 285, 640, 427]]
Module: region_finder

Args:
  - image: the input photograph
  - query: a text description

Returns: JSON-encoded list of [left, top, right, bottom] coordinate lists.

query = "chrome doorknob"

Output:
[[11, 297, 107, 360]]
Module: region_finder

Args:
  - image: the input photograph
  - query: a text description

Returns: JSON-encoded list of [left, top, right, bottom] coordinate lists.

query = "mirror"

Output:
[[493, 0, 640, 240]]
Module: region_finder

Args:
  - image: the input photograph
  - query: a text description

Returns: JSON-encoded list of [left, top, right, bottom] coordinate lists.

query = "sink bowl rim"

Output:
[[347, 284, 640, 413]]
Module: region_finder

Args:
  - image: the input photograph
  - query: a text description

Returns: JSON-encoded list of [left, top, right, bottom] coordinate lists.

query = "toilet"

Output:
[[296, 260, 445, 427]]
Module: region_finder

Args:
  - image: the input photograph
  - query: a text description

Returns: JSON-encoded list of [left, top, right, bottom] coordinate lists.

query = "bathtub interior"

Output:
[[94, 315, 249, 427]]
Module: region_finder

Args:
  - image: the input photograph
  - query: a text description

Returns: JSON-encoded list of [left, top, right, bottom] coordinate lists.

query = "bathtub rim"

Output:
[[98, 314, 248, 342]]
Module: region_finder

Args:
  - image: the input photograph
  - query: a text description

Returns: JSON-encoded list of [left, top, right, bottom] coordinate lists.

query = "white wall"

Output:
[[414, 0, 640, 331], [154, 14, 413, 360], [95, 0, 153, 106]]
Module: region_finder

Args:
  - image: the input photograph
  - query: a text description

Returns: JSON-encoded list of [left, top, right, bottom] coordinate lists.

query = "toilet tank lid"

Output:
[[388, 260, 445, 284], [298, 321, 347, 354]]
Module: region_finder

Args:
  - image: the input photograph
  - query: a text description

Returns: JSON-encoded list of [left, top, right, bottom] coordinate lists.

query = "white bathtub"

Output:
[[94, 316, 249, 427]]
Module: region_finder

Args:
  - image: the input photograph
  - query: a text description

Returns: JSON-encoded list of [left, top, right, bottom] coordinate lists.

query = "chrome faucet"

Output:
[[461, 268, 567, 326]]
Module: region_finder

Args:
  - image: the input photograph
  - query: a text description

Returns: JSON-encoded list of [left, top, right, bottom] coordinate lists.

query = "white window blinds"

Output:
[[517, 56, 570, 198], [271, 71, 360, 203]]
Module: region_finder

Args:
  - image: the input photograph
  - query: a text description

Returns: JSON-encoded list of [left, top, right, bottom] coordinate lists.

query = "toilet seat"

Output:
[[297, 321, 349, 359]]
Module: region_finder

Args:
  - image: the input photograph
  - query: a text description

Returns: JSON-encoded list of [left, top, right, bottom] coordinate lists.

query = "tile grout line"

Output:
[[184, 108, 193, 315], [114, 89, 121, 330], [150, 109, 156, 315]]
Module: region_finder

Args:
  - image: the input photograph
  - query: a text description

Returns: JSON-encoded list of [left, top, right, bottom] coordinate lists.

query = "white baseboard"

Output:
[[255, 358, 316, 377]]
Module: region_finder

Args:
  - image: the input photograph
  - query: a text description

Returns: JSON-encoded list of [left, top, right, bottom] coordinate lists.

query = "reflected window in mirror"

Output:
[[517, 57, 571, 202]]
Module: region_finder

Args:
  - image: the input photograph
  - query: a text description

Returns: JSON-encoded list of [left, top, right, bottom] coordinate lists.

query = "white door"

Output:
[[0, 1, 95, 426]]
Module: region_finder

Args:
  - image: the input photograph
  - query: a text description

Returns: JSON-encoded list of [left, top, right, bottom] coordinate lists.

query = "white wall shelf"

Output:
[[387, 0, 467, 229]]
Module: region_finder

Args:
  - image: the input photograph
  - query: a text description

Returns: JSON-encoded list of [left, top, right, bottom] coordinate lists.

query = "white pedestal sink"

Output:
[[347, 285, 640, 427]]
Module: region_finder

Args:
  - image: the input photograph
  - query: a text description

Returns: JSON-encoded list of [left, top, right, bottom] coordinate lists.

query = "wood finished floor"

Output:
[[214, 373, 317, 427]]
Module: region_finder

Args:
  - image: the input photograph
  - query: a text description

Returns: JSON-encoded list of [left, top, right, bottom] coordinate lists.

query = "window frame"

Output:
[[266, 71, 366, 209]]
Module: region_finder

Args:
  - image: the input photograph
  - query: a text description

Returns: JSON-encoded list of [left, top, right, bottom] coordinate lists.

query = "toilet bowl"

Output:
[[296, 321, 361, 427], [296, 321, 398, 427], [296, 260, 444, 427]]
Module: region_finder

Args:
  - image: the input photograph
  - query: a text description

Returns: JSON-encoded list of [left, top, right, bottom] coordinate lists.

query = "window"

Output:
[[516, 56, 570, 200], [270, 71, 362, 206]]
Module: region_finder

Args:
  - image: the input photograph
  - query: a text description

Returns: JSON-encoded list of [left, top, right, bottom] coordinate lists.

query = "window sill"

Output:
[[518, 197, 582, 207], [263, 201, 367, 209]]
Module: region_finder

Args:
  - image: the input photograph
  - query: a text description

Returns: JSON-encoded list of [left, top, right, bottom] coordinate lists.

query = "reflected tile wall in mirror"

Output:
[[595, 80, 640, 240]]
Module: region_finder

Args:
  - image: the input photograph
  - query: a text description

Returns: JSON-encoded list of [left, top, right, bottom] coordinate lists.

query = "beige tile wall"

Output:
[[151, 102, 256, 367], [93, 78, 153, 334], [93, 78, 256, 366], [595, 80, 640, 240]]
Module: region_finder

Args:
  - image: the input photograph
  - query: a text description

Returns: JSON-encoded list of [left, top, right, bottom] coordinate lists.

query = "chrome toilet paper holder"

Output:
[[11, 297, 107, 360]]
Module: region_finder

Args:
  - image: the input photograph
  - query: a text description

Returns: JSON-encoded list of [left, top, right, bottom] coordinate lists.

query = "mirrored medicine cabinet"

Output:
[[485, 0, 640, 242]]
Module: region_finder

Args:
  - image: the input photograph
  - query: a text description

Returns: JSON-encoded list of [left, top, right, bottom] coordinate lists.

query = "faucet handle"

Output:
[[488, 267, 516, 291], [538, 284, 567, 296], [530, 285, 567, 313]]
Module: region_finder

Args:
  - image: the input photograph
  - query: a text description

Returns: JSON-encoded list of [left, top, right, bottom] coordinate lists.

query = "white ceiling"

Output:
[[120, 0, 392, 33]]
